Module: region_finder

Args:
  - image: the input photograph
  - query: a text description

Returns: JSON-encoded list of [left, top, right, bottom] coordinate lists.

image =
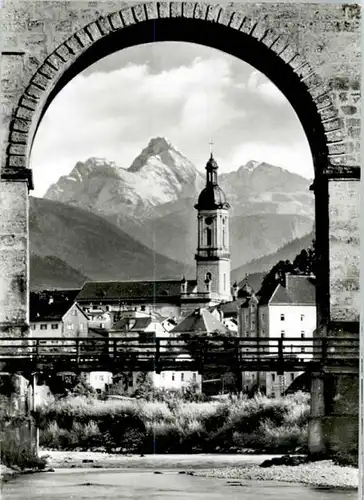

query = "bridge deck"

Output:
[[0, 336, 359, 375]]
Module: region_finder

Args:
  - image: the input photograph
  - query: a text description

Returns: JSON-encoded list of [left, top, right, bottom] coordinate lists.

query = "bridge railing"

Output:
[[0, 336, 359, 373]]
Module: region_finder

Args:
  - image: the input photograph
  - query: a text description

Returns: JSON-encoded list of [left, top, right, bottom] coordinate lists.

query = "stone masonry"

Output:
[[0, 0, 361, 470]]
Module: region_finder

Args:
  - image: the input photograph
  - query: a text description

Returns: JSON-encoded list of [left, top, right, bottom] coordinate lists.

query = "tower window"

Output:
[[280, 314, 285, 321], [205, 227, 212, 246]]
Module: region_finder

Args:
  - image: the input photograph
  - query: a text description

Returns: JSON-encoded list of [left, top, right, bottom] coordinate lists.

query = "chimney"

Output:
[[180, 276, 188, 295], [232, 281, 238, 301], [285, 273, 290, 289]]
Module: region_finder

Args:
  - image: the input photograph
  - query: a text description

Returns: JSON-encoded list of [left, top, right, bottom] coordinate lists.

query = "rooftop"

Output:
[[269, 275, 316, 306], [171, 307, 230, 335], [76, 279, 197, 302]]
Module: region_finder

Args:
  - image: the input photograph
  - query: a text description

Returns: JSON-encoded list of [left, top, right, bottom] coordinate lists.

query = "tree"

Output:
[[259, 240, 316, 298]]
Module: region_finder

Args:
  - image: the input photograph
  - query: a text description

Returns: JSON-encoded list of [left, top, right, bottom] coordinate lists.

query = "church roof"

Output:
[[171, 308, 230, 335], [76, 279, 197, 302], [195, 153, 229, 210], [195, 184, 229, 210]]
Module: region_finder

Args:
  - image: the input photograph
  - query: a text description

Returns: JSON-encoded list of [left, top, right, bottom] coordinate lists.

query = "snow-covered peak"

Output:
[[128, 136, 178, 172]]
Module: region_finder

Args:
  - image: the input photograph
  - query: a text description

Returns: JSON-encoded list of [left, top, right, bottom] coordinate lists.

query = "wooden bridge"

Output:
[[0, 336, 359, 375]]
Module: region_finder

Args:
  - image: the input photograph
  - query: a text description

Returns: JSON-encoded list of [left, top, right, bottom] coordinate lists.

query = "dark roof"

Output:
[[210, 298, 245, 316], [76, 280, 197, 302], [237, 272, 265, 295], [30, 298, 85, 322], [269, 275, 316, 305], [88, 328, 109, 338], [111, 317, 154, 332], [171, 308, 230, 335]]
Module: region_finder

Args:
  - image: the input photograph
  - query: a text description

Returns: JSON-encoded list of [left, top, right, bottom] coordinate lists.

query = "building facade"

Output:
[[240, 274, 316, 396]]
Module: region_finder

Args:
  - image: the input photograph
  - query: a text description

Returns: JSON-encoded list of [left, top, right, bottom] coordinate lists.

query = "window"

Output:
[[205, 227, 212, 246], [141, 305, 146, 311], [40, 324, 47, 330], [72, 308, 77, 316], [281, 330, 285, 337], [192, 373, 197, 382], [172, 373, 175, 381], [271, 392, 276, 398], [51, 324, 58, 330], [272, 373, 276, 382], [99, 375, 104, 382], [100, 323, 104, 329], [162, 373, 165, 379], [301, 347, 305, 353], [291, 373, 295, 382], [223, 273, 226, 291], [67, 324, 74, 330], [301, 331, 305, 338], [280, 314, 285, 321], [181, 373, 184, 381], [80, 324, 84, 332], [106, 305, 110, 312], [206, 272, 212, 281], [300, 314, 304, 321], [31, 324, 36, 330]]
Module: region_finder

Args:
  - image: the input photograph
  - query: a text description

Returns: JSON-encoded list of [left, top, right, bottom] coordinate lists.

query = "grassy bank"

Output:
[[36, 392, 309, 454]]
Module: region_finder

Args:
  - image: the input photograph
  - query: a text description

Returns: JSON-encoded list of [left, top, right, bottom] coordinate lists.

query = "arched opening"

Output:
[[0, 3, 360, 467]]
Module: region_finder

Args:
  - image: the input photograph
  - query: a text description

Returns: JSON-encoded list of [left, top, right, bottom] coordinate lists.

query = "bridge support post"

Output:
[[31, 372, 39, 456], [308, 372, 326, 456]]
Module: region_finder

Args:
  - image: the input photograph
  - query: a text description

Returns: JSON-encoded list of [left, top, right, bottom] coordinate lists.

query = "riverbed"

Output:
[[0, 469, 358, 500]]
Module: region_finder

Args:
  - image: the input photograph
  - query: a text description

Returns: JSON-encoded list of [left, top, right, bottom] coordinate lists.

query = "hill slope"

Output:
[[29, 197, 194, 289], [231, 232, 315, 281]]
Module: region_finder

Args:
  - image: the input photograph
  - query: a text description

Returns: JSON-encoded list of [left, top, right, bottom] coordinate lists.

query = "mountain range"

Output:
[[30, 137, 314, 290]]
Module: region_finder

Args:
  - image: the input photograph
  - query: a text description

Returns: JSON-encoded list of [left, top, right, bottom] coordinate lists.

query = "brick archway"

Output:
[[0, 0, 360, 467], [6, 3, 346, 179]]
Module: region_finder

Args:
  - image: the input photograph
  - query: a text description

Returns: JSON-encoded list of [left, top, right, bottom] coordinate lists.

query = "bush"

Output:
[[37, 392, 310, 454]]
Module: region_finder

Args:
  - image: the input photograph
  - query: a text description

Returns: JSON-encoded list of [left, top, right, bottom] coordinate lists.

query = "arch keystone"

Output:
[[145, 2, 158, 20]]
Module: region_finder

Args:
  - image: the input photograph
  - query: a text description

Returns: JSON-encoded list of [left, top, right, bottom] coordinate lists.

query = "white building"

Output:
[[240, 274, 316, 396], [152, 354, 202, 392]]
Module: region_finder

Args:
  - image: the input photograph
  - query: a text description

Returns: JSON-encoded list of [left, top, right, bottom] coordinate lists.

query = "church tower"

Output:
[[194, 153, 231, 302]]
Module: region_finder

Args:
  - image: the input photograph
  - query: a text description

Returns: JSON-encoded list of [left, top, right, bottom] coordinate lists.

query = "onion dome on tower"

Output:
[[194, 154, 230, 210]]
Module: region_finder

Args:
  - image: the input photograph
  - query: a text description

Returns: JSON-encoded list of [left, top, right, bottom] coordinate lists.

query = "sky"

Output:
[[30, 42, 314, 197]]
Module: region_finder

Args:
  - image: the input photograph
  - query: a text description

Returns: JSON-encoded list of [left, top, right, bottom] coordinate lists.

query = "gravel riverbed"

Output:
[[40, 451, 358, 490], [193, 460, 358, 489]]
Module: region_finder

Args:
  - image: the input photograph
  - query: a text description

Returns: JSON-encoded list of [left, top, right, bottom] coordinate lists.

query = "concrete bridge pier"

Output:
[[308, 370, 359, 460], [308, 372, 326, 456]]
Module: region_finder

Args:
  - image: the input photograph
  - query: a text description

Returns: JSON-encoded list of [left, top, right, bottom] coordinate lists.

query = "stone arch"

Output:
[[5, 1, 347, 179]]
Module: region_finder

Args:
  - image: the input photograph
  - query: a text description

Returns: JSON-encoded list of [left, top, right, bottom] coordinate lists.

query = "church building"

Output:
[[75, 153, 233, 321]]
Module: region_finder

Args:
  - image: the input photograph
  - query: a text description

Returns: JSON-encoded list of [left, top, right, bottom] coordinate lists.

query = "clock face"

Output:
[[205, 217, 213, 225]]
